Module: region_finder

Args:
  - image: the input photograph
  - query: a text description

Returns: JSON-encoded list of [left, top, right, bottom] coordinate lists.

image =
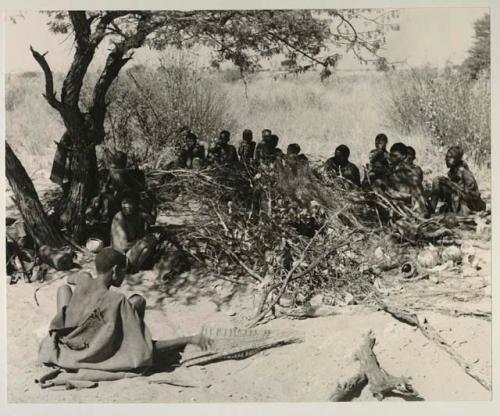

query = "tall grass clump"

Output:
[[5, 73, 66, 177], [104, 52, 237, 167], [384, 66, 490, 165], [223, 71, 390, 167]]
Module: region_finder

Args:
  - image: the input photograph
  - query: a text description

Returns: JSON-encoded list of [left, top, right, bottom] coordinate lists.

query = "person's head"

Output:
[[445, 146, 464, 168], [218, 130, 230, 144], [111, 151, 127, 169], [242, 129, 253, 142], [287, 143, 301, 155], [375, 133, 388, 150], [389, 142, 408, 165], [185, 132, 198, 150], [269, 134, 279, 149], [121, 195, 138, 217], [95, 247, 127, 287], [262, 129, 272, 140], [406, 146, 416, 163], [334, 144, 350, 165]]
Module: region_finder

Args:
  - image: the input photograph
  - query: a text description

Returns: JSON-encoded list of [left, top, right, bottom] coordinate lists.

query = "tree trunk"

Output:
[[59, 127, 98, 242], [5, 143, 66, 248]]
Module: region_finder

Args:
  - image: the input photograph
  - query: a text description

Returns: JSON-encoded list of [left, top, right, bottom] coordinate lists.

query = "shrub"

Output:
[[104, 52, 237, 168], [384, 66, 490, 164]]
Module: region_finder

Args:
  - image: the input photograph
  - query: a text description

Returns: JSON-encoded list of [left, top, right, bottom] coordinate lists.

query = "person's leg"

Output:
[[126, 236, 157, 273], [128, 294, 146, 321], [430, 177, 449, 214]]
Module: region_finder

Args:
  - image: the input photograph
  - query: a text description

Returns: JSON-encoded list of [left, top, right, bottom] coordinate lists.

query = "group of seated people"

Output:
[[175, 128, 486, 218], [79, 127, 485, 279], [174, 127, 308, 169], [324, 132, 486, 217]]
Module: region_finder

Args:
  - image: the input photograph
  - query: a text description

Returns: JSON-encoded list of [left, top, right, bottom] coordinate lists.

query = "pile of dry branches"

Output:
[[145, 159, 475, 324]]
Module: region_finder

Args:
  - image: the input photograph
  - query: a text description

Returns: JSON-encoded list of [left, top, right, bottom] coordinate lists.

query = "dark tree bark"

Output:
[[5, 143, 66, 248], [27, 12, 160, 241]]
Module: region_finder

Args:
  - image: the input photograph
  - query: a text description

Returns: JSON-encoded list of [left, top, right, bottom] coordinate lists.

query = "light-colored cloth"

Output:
[[38, 283, 153, 372]]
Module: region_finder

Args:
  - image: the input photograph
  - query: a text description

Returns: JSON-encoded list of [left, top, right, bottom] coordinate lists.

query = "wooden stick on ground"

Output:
[[380, 303, 491, 392], [330, 330, 420, 401]]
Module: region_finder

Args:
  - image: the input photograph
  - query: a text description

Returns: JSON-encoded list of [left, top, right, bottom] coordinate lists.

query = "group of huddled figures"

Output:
[[71, 126, 486, 276], [172, 127, 486, 218]]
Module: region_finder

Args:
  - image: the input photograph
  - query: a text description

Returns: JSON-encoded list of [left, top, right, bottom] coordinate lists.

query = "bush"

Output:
[[384, 66, 490, 164], [104, 52, 237, 168]]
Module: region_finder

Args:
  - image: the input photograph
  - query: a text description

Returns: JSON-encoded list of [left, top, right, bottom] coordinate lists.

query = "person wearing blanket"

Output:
[[38, 248, 212, 378]]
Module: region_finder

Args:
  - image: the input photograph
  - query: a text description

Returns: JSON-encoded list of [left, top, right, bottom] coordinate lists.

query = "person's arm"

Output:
[[111, 213, 134, 252], [460, 168, 481, 199], [154, 333, 213, 351]]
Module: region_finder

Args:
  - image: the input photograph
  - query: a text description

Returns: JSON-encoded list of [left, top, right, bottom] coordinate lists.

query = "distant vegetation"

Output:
[[5, 54, 490, 186]]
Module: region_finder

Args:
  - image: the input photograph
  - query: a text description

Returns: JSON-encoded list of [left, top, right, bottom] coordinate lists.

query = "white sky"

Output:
[[4, 7, 489, 74]]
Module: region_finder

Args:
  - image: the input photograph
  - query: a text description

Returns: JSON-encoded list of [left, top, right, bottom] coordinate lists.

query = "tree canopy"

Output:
[[462, 13, 490, 80]]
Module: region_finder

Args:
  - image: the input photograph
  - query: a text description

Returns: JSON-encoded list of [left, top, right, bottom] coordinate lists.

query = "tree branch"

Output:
[[29, 46, 64, 113]]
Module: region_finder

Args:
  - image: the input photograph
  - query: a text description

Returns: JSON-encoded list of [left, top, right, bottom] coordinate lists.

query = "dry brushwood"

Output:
[[330, 330, 420, 401], [379, 303, 491, 391], [140, 161, 487, 322]]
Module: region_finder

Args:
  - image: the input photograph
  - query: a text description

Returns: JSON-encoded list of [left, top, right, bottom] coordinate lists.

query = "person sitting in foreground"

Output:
[[324, 144, 361, 187], [207, 130, 238, 167], [38, 248, 211, 374], [286, 143, 308, 163], [429, 146, 486, 215], [238, 129, 257, 167], [362, 133, 391, 188], [111, 195, 158, 273], [382, 142, 428, 216]]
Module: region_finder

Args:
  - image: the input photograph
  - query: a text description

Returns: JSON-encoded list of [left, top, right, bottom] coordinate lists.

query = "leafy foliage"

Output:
[[384, 66, 490, 163], [41, 9, 397, 82], [103, 53, 236, 167], [462, 13, 490, 80]]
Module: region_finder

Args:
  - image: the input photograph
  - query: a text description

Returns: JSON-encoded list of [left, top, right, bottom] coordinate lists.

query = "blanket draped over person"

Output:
[[38, 276, 154, 372]]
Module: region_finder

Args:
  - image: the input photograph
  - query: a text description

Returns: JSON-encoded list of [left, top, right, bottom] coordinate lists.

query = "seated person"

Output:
[[38, 248, 211, 374], [363, 133, 391, 187], [429, 146, 486, 215], [111, 196, 158, 273], [324, 145, 361, 187], [286, 143, 308, 163], [405, 146, 424, 184], [255, 129, 272, 164], [257, 134, 284, 165], [176, 132, 206, 169], [238, 129, 256, 166], [207, 130, 238, 167], [383, 143, 428, 216]]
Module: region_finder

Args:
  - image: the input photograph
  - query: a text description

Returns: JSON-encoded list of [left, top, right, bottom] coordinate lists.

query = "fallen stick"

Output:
[[380, 303, 491, 391], [330, 330, 419, 401], [329, 373, 368, 401]]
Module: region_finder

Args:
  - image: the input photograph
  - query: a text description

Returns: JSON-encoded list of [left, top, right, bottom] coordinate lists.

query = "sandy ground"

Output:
[[5, 180, 492, 403], [7, 254, 492, 403]]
